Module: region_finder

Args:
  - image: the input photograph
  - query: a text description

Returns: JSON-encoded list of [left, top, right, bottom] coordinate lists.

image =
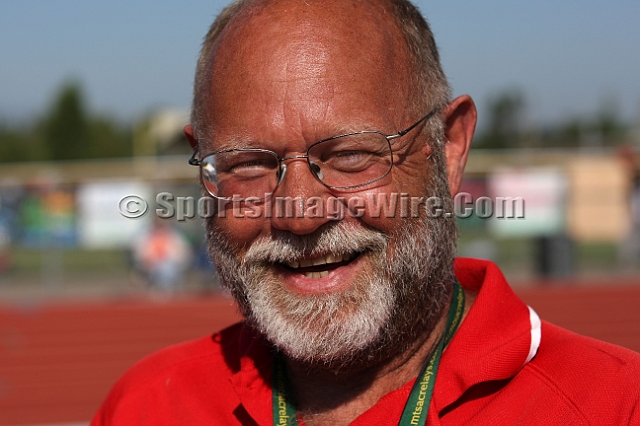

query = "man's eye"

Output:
[[324, 150, 376, 172], [332, 150, 371, 160], [227, 160, 274, 176]]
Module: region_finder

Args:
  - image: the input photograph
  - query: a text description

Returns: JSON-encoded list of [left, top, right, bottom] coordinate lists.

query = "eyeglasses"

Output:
[[189, 108, 439, 201]]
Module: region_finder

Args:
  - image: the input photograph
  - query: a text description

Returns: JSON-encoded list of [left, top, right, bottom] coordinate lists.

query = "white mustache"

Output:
[[243, 222, 387, 266]]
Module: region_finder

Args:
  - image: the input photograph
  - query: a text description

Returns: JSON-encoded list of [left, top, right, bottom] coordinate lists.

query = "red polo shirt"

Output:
[[92, 258, 640, 425]]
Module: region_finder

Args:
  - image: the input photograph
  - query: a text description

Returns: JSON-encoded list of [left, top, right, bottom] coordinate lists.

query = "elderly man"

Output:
[[93, 0, 640, 424]]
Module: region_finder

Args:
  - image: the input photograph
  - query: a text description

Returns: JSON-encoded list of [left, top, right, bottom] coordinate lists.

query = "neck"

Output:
[[285, 306, 448, 425], [282, 286, 475, 426]]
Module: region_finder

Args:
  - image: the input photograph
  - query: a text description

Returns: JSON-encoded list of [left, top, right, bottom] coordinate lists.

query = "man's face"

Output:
[[201, 0, 456, 366]]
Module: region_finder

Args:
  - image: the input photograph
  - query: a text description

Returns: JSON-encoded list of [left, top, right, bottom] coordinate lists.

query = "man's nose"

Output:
[[269, 160, 336, 235]]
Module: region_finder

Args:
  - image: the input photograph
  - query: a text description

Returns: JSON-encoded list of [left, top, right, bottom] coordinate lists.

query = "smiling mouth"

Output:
[[279, 252, 361, 278]]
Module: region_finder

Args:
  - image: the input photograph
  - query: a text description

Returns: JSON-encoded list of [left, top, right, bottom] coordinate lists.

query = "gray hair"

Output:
[[189, 0, 452, 150]]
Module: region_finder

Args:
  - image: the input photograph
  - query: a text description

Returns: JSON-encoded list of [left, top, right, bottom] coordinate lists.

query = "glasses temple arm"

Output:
[[391, 106, 442, 139], [188, 149, 200, 166]]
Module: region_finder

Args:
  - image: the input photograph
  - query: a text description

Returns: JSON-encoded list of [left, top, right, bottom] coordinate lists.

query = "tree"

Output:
[[539, 97, 628, 148], [0, 80, 133, 163], [40, 82, 91, 161], [475, 89, 526, 149], [0, 124, 43, 162]]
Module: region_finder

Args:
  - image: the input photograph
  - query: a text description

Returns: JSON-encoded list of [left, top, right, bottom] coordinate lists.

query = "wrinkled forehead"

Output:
[[204, 0, 414, 133]]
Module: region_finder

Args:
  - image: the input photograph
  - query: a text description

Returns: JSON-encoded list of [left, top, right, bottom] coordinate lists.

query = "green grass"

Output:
[[6, 247, 131, 277], [2, 239, 631, 282]]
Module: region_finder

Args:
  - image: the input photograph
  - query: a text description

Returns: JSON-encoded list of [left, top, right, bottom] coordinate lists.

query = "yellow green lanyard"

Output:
[[272, 281, 465, 426]]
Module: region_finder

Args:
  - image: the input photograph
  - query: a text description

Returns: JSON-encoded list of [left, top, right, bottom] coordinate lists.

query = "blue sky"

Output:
[[1, 1, 639, 130]]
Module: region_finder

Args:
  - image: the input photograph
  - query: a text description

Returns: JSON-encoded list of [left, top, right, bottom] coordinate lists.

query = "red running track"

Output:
[[0, 296, 241, 426], [0, 285, 639, 425]]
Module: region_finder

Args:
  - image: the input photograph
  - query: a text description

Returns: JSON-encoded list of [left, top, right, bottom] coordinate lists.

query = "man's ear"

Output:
[[443, 95, 476, 196], [184, 124, 198, 150]]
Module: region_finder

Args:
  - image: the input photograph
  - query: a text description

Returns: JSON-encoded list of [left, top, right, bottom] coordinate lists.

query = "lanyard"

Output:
[[272, 281, 465, 426]]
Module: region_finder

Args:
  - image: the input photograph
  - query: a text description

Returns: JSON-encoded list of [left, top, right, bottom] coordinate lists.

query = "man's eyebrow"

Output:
[[204, 120, 395, 151], [313, 120, 392, 140], [206, 137, 260, 152]]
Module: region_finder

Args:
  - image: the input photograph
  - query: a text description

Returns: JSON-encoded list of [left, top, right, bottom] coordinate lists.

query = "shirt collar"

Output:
[[433, 258, 538, 412], [229, 323, 274, 425], [229, 258, 540, 421]]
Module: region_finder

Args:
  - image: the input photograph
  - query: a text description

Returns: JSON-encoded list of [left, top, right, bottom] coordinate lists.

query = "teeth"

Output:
[[303, 271, 331, 279], [286, 253, 355, 270], [312, 257, 326, 266]]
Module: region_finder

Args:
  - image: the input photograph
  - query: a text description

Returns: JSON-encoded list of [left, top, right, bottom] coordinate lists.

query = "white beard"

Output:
[[241, 223, 394, 364], [207, 209, 456, 368]]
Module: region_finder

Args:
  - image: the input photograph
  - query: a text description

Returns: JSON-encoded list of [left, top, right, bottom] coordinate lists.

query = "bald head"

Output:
[[209, 1, 417, 144], [190, 0, 450, 144]]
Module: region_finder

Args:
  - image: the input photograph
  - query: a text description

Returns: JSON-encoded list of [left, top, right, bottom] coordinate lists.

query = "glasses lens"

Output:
[[200, 150, 280, 199], [308, 132, 392, 189]]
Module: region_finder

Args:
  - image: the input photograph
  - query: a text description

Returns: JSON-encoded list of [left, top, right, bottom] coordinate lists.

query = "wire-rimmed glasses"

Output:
[[189, 108, 439, 201]]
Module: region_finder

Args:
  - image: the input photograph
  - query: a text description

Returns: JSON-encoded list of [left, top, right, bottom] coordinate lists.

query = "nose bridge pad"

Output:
[[277, 164, 287, 185], [309, 161, 323, 181]]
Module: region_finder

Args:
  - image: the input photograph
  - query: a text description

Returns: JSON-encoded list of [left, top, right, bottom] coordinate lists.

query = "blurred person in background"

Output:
[[93, 0, 640, 424], [133, 219, 191, 293], [0, 185, 20, 274]]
